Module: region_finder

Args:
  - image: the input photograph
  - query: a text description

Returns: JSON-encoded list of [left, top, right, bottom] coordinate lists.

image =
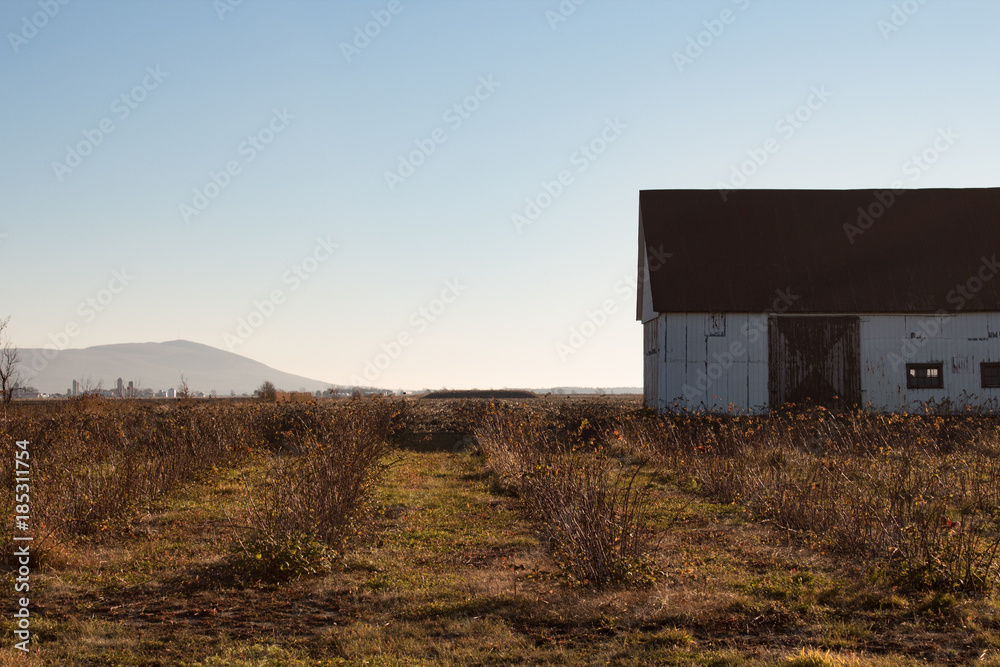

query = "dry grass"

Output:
[[617, 405, 1000, 593], [475, 403, 659, 587], [0, 398, 403, 567], [2, 396, 999, 664], [0, 397, 256, 560], [227, 399, 399, 581]]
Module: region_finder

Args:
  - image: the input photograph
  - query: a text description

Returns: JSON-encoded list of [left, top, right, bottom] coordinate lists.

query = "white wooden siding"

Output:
[[860, 313, 1000, 412], [644, 312, 1000, 414], [645, 313, 768, 413]]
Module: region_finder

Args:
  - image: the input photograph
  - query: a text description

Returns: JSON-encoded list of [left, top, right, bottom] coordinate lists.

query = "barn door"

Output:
[[768, 316, 860, 409]]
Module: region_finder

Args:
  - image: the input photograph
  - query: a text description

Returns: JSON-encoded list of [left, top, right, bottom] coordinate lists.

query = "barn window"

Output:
[[707, 313, 726, 336], [906, 363, 943, 389], [982, 362, 1000, 389]]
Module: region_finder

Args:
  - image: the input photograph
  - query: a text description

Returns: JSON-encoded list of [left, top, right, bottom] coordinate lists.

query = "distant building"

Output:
[[637, 188, 1000, 414], [14, 386, 43, 399], [167, 387, 176, 398]]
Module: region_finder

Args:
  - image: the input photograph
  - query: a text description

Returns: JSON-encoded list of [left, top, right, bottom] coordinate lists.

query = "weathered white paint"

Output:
[[644, 311, 1000, 414], [644, 312, 769, 413], [643, 317, 660, 409], [639, 252, 656, 323], [860, 313, 1000, 412]]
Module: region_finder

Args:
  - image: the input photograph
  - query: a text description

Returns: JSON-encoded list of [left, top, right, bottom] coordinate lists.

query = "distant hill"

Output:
[[19, 340, 331, 395]]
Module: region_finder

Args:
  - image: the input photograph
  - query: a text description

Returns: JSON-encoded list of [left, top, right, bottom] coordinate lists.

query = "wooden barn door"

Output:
[[768, 316, 860, 409]]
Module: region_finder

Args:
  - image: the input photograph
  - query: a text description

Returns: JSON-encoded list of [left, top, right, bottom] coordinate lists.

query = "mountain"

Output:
[[19, 340, 331, 395]]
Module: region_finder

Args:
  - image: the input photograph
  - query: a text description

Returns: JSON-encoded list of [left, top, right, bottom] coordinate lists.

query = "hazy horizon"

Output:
[[15, 338, 644, 394], [4, 0, 998, 389]]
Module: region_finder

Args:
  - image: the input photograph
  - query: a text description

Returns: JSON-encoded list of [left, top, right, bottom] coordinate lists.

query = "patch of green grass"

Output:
[[18, 399, 1000, 665], [227, 533, 337, 583], [849, 590, 908, 612], [818, 620, 873, 650], [780, 648, 924, 666], [190, 643, 319, 666]]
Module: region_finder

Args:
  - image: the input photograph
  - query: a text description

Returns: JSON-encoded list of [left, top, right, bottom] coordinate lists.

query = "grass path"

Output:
[[3, 446, 997, 665]]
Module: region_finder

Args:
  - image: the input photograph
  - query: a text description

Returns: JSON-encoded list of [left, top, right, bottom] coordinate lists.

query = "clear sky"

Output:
[[2, 0, 998, 391]]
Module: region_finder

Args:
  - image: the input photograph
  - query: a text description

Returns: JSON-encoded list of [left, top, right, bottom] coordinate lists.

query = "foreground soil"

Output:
[[2, 396, 1000, 665]]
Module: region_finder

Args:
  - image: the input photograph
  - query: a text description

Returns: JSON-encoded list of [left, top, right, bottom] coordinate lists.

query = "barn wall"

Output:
[[648, 313, 768, 413], [860, 313, 1000, 412], [642, 318, 660, 409], [645, 312, 1000, 414], [644, 312, 1000, 414]]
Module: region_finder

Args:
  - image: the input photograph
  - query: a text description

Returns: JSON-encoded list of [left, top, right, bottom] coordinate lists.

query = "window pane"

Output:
[[983, 363, 1000, 389], [907, 363, 943, 389]]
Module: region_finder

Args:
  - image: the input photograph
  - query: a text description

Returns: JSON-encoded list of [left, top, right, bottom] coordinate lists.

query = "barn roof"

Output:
[[638, 188, 1000, 317]]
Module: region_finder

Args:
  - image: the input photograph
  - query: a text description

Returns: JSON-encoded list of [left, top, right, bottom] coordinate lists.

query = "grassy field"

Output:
[[2, 396, 1000, 665]]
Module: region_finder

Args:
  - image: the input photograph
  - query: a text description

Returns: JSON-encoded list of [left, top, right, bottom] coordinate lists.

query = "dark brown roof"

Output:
[[638, 188, 1000, 316]]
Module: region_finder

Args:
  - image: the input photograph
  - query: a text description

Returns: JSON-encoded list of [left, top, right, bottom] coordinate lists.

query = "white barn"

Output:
[[637, 188, 1000, 414]]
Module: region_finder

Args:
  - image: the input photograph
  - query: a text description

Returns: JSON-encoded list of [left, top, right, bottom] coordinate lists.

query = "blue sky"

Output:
[[2, 0, 998, 391]]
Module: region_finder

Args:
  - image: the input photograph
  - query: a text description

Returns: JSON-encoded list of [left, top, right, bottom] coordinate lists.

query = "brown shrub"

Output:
[[618, 406, 1000, 592], [475, 403, 657, 587], [0, 397, 405, 568], [235, 398, 398, 548]]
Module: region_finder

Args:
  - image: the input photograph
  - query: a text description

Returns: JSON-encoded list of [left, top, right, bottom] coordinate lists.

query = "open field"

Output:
[[2, 395, 1000, 665]]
